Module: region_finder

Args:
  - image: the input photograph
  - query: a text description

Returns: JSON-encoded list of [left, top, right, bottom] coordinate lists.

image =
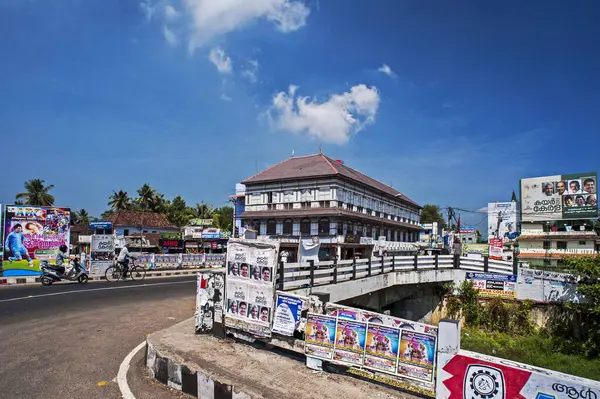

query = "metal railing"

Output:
[[277, 255, 514, 290]]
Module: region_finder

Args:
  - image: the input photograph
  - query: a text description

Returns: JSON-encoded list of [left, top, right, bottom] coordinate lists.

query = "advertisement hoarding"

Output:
[[489, 238, 503, 260], [2, 205, 70, 277], [520, 172, 597, 221], [272, 293, 307, 336], [90, 234, 114, 276], [466, 272, 517, 299], [225, 239, 279, 337], [487, 202, 518, 242]]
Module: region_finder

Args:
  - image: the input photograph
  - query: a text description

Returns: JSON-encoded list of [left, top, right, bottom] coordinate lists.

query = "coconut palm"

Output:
[[136, 183, 156, 211], [74, 209, 90, 225], [108, 190, 131, 211], [194, 202, 214, 219], [15, 179, 55, 206]]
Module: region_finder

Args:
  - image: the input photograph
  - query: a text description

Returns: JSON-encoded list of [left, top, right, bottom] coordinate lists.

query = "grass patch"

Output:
[[461, 327, 600, 381]]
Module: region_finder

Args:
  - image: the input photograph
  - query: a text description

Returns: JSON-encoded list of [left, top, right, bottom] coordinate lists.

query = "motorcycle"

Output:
[[40, 256, 89, 286]]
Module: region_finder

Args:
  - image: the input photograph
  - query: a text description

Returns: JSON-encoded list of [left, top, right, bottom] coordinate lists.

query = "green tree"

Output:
[[168, 196, 193, 228], [419, 204, 446, 227], [136, 183, 156, 211], [74, 209, 90, 225], [212, 206, 234, 232], [15, 179, 55, 206], [193, 202, 214, 219], [108, 190, 131, 211]]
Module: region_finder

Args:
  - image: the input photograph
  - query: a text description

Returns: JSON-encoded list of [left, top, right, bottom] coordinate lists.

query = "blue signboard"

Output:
[[272, 294, 305, 336], [90, 221, 113, 230]]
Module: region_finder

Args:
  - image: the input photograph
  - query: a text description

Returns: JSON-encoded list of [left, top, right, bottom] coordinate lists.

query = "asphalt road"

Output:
[[0, 276, 198, 399]]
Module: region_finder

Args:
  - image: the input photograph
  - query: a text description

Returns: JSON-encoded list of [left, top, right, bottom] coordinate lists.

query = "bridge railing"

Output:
[[278, 254, 503, 290]]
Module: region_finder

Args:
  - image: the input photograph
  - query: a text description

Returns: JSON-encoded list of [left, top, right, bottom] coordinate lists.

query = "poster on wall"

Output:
[[489, 238, 504, 261], [466, 272, 517, 299], [90, 234, 114, 276], [487, 202, 518, 242], [397, 330, 437, 382], [364, 324, 400, 373], [2, 205, 70, 277], [520, 172, 598, 222], [333, 319, 367, 365], [272, 292, 307, 336], [224, 239, 279, 337], [305, 313, 337, 360]]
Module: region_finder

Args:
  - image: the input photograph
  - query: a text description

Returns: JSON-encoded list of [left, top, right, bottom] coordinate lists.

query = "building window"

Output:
[[579, 241, 587, 245], [356, 222, 363, 237], [267, 192, 273, 203], [283, 219, 293, 235], [557, 241, 567, 250], [320, 201, 330, 208], [366, 225, 372, 238], [543, 241, 551, 250], [266, 219, 276, 235], [318, 218, 330, 235], [124, 229, 129, 236], [252, 220, 261, 231], [300, 219, 311, 235]]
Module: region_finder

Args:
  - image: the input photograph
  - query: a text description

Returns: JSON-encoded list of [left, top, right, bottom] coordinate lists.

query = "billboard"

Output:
[[520, 172, 598, 221], [2, 205, 70, 277], [466, 272, 517, 299], [487, 202, 518, 242], [90, 234, 114, 276]]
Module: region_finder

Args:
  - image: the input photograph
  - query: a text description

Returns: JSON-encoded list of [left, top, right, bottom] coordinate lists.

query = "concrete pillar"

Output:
[[436, 319, 461, 397]]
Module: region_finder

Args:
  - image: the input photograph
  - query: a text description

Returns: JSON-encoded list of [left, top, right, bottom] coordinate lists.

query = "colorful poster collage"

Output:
[[225, 239, 279, 336], [305, 304, 438, 383], [2, 206, 71, 277]]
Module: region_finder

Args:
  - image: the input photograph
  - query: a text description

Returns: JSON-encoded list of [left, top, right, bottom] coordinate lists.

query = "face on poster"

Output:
[[333, 319, 367, 365], [398, 331, 436, 382], [487, 202, 518, 242], [305, 314, 336, 359], [364, 324, 400, 373]]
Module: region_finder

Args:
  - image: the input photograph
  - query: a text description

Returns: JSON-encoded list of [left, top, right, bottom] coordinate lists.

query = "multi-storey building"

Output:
[[517, 221, 598, 268], [238, 154, 423, 261]]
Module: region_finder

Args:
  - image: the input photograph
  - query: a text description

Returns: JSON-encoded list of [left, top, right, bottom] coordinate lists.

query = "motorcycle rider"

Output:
[[54, 244, 70, 277], [117, 242, 134, 280]]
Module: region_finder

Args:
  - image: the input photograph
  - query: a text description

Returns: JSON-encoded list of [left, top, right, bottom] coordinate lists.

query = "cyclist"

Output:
[[117, 242, 134, 280]]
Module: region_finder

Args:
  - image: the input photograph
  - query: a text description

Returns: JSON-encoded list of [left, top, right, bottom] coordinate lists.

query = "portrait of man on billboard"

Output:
[[583, 177, 596, 194], [556, 181, 568, 195]]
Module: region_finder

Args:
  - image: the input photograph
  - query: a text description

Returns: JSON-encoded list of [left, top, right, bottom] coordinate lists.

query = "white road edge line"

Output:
[[0, 280, 195, 303], [118, 341, 146, 399]]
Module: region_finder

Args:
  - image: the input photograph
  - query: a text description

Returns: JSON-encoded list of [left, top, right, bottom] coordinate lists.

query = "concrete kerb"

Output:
[[0, 267, 225, 286], [145, 318, 416, 399]]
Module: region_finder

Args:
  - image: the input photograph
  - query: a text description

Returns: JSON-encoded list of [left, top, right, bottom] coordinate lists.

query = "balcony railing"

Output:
[[519, 248, 596, 255]]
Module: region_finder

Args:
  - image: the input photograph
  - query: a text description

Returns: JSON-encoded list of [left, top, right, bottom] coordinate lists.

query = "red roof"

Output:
[[242, 154, 420, 208], [107, 210, 177, 230]]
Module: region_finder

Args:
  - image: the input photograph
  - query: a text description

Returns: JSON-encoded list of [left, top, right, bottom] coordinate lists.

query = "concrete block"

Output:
[[181, 365, 198, 397], [155, 355, 168, 385], [167, 360, 182, 390], [198, 372, 215, 399]]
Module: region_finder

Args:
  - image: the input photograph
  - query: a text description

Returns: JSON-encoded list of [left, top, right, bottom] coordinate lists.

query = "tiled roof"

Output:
[[107, 210, 177, 230], [241, 154, 420, 208]]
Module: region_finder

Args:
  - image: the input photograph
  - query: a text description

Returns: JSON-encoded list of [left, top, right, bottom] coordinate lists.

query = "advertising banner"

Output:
[[459, 225, 476, 234], [305, 314, 337, 360], [521, 172, 598, 221], [195, 273, 224, 334], [466, 272, 517, 299], [272, 293, 307, 336], [489, 238, 503, 260], [397, 330, 437, 382], [487, 202, 518, 242], [89, 221, 113, 230], [333, 319, 367, 365], [364, 324, 400, 373], [2, 205, 70, 277], [225, 239, 279, 337], [90, 234, 114, 276]]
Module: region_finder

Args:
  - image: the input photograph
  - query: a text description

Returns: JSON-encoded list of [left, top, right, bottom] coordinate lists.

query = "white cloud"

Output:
[[220, 93, 233, 102], [242, 59, 259, 83], [377, 63, 396, 79], [140, 0, 158, 21], [184, 0, 310, 51], [268, 84, 380, 145], [208, 47, 232, 74], [163, 25, 179, 46], [164, 4, 179, 20]]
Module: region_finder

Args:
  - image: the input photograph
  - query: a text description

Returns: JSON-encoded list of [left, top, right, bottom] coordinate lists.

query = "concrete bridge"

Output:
[[277, 255, 515, 323]]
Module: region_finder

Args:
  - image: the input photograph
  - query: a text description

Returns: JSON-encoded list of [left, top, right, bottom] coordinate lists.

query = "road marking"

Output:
[[0, 280, 194, 303], [118, 341, 145, 399]]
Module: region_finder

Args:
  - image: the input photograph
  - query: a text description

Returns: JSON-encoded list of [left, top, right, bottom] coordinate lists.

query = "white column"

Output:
[[436, 319, 461, 398]]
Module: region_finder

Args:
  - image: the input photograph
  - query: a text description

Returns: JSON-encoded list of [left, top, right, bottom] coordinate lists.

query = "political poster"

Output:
[[333, 319, 367, 365], [89, 234, 114, 276], [305, 314, 336, 360], [489, 238, 503, 261], [487, 202, 518, 242], [224, 239, 279, 337], [364, 324, 401, 373], [466, 272, 517, 299], [520, 172, 597, 221], [397, 331, 437, 382], [2, 205, 70, 277], [272, 293, 306, 336]]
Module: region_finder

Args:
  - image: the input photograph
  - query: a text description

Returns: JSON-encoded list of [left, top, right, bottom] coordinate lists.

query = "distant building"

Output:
[[229, 183, 246, 238], [237, 153, 423, 261], [107, 210, 178, 237], [419, 222, 444, 249]]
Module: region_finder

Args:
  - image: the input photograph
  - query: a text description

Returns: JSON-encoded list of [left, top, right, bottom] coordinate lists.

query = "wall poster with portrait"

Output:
[[520, 172, 597, 221], [224, 238, 279, 338]]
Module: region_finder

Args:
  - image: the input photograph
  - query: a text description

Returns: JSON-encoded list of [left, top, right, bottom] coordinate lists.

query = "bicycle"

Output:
[[104, 258, 146, 282]]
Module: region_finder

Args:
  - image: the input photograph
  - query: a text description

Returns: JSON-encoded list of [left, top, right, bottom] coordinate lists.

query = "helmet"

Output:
[[59, 245, 68, 253]]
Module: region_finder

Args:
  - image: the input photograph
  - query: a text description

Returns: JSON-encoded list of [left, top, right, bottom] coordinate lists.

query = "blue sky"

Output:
[[1, 0, 599, 227]]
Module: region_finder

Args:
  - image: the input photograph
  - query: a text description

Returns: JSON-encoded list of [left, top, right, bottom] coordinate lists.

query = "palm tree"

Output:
[[136, 183, 156, 211], [108, 190, 131, 211], [74, 209, 90, 225], [194, 202, 213, 219], [16, 179, 55, 206]]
